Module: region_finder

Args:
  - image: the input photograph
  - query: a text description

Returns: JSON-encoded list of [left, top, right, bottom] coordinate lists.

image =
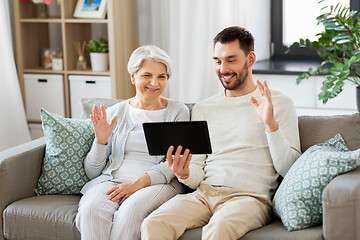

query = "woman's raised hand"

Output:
[[90, 105, 117, 145]]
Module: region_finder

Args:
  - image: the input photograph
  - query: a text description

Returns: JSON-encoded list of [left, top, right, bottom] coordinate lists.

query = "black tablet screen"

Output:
[[143, 121, 212, 156]]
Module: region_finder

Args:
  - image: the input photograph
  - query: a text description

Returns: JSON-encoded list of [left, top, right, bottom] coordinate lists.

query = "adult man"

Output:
[[141, 26, 301, 240]]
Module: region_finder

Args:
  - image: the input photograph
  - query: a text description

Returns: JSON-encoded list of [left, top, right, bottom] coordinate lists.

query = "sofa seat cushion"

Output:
[[3, 195, 81, 240], [179, 220, 323, 240]]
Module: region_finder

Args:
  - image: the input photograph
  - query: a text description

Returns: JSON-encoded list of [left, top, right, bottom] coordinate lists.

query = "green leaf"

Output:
[[350, 55, 360, 64], [318, 36, 332, 44], [312, 41, 320, 49], [325, 74, 337, 82], [318, 91, 330, 104], [317, 13, 331, 21], [333, 35, 350, 41], [308, 68, 315, 75], [331, 80, 345, 95], [287, 42, 300, 52], [320, 6, 328, 11], [339, 6, 347, 18], [326, 26, 346, 31], [353, 18, 358, 30], [339, 71, 350, 79], [330, 68, 341, 76], [336, 39, 352, 44], [87, 37, 109, 53], [323, 20, 337, 26], [296, 73, 310, 84], [318, 62, 331, 74], [339, 63, 349, 72]]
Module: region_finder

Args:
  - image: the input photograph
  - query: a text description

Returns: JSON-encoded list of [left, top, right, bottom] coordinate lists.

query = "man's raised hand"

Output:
[[250, 79, 279, 132], [167, 145, 192, 180]]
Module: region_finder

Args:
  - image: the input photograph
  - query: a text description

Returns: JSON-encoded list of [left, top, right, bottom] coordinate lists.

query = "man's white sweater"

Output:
[[181, 87, 301, 199]]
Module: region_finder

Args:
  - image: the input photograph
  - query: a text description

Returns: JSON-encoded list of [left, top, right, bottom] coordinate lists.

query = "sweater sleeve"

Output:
[[84, 134, 112, 179], [267, 95, 301, 177], [146, 102, 191, 185], [178, 104, 206, 189]]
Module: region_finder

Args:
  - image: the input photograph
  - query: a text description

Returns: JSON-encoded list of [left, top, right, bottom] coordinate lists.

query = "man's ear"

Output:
[[248, 51, 256, 67]]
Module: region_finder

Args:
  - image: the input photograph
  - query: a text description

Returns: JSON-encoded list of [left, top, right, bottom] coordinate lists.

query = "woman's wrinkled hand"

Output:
[[90, 105, 117, 145], [106, 180, 141, 204]]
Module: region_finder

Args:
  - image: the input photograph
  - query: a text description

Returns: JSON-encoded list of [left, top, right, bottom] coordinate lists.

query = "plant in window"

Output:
[[287, 0, 360, 107]]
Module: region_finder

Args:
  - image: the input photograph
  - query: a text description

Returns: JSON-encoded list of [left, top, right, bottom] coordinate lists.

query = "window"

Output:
[[271, 0, 360, 60]]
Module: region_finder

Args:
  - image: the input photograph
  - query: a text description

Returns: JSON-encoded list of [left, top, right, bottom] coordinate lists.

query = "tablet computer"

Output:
[[143, 121, 212, 156]]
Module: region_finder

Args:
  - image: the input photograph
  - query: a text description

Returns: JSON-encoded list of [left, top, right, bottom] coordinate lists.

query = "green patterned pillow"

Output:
[[273, 133, 360, 231], [35, 109, 94, 195]]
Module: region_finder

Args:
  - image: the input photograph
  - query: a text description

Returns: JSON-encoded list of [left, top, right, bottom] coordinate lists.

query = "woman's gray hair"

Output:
[[127, 45, 172, 78]]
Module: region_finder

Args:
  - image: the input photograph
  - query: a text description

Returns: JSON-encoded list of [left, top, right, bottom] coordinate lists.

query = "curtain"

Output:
[[137, 0, 271, 103], [0, 0, 31, 151]]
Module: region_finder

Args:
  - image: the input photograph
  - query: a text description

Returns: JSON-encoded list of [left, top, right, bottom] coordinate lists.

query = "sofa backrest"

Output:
[[298, 113, 360, 152], [80, 98, 124, 119]]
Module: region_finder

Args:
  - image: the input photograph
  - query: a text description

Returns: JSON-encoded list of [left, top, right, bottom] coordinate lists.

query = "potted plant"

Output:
[[287, 0, 360, 111], [87, 37, 109, 71]]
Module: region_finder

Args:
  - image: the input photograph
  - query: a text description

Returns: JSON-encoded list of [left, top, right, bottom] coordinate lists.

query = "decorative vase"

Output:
[[36, 3, 49, 19], [90, 53, 109, 71], [357, 86, 360, 112]]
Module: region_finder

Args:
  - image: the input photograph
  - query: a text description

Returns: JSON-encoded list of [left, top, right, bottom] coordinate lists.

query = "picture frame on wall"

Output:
[[73, 0, 107, 19]]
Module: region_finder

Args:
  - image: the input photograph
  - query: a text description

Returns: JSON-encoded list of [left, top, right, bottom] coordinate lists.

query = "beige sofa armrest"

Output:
[[0, 137, 45, 240], [322, 166, 360, 240]]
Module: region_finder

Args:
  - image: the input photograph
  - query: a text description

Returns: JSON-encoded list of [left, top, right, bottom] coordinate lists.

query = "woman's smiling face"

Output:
[[131, 59, 168, 99]]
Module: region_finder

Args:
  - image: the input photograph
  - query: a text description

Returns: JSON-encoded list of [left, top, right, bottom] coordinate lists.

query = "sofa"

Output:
[[1, 111, 360, 240]]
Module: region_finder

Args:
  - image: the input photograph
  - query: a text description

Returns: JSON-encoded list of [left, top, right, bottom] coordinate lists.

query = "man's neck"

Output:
[[225, 76, 257, 97]]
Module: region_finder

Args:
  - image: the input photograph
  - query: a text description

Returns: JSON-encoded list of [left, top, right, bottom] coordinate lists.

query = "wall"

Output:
[[253, 74, 357, 116]]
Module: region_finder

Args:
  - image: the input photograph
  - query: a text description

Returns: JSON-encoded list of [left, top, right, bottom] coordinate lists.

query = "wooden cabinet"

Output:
[[13, 0, 137, 121]]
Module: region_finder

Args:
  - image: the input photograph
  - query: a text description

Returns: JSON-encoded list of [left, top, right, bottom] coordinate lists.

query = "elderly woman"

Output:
[[75, 45, 189, 240]]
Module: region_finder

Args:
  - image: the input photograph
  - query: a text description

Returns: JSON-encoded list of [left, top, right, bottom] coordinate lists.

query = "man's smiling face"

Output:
[[213, 39, 250, 91]]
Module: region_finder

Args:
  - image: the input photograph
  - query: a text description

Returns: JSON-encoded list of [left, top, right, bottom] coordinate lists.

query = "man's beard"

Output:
[[218, 62, 248, 91]]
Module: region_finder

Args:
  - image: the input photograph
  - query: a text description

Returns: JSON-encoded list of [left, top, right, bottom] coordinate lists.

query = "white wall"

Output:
[[253, 74, 357, 116]]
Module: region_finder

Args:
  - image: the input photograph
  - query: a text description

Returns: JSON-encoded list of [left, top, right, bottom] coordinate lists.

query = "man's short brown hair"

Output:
[[213, 26, 255, 55]]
